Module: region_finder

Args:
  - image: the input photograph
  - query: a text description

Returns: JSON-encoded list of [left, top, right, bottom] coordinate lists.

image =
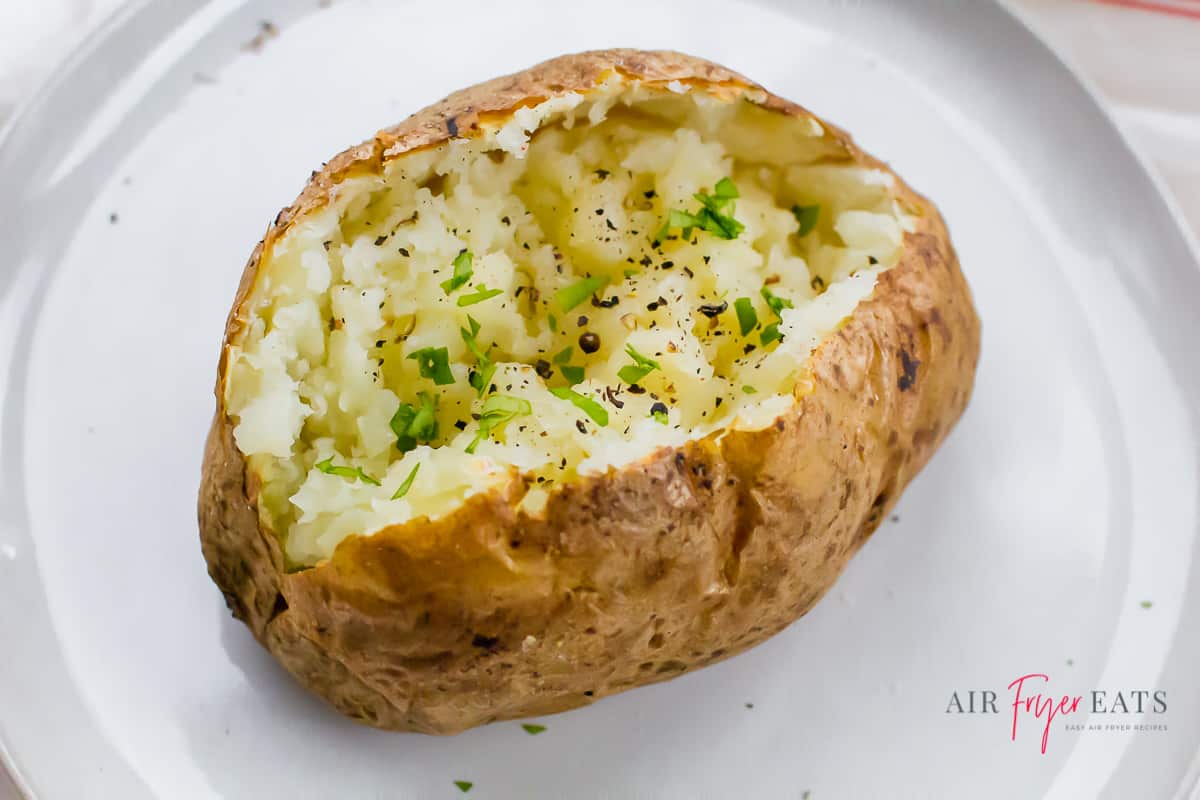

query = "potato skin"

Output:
[[199, 49, 981, 734]]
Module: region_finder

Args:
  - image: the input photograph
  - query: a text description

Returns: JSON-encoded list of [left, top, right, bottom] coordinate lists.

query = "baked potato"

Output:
[[199, 49, 980, 734]]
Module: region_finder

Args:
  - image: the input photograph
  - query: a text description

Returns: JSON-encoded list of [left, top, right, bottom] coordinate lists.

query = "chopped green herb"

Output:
[[453, 781, 473, 793], [651, 408, 668, 424], [521, 723, 547, 735], [389, 402, 417, 452], [469, 363, 496, 397], [353, 467, 381, 486], [660, 179, 744, 240], [440, 250, 473, 294], [556, 276, 608, 312], [713, 177, 738, 200], [466, 395, 531, 453], [1140, 600, 1153, 609], [760, 286, 793, 318], [658, 208, 705, 241], [483, 394, 531, 419], [390, 393, 438, 451], [760, 322, 783, 346], [460, 315, 487, 360], [390, 463, 420, 500], [457, 285, 503, 307], [623, 268, 639, 278], [460, 316, 496, 397], [548, 313, 558, 333], [552, 346, 574, 365], [617, 344, 661, 385], [697, 194, 744, 235], [792, 204, 820, 237], [734, 297, 758, 336], [742, 385, 758, 395], [314, 456, 380, 486], [408, 392, 438, 440], [560, 365, 585, 385], [550, 386, 608, 427], [408, 347, 455, 385], [408, 391, 441, 441]]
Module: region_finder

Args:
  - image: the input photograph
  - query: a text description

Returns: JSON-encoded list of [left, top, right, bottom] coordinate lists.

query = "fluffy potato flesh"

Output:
[[224, 86, 912, 567]]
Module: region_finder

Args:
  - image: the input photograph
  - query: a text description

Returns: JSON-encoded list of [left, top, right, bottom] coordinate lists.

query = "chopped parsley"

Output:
[[390, 392, 438, 451], [440, 250, 473, 294], [556, 276, 608, 312], [548, 313, 558, 333], [1140, 600, 1153, 609], [550, 386, 608, 427], [760, 286, 793, 318], [466, 395, 531, 453], [792, 204, 820, 237], [742, 385, 758, 394], [659, 178, 744, 241], [390, 463, 420, 500], [314, 456, 380, 486], [734, 297, 758, 336], [408, 346, 455, 385], [521, 723, 547, 735], [453, 781, 473, 793], [650, 401, 669, 424], [617, 344, 661, 385], [457, 285, 503, 307], [552, 346, 574, 365], [760, 322, 783, 346]]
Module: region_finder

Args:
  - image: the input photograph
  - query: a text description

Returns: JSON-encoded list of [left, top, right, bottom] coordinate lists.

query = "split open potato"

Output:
[[199, 49, 980, 733]]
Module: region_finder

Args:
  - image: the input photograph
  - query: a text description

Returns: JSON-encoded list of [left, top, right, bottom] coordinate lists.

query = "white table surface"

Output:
[[1, 1, 1197, 797]]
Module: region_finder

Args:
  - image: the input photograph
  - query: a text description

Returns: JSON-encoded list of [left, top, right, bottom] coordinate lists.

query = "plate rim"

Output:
[[1, 0, 1198, 796]]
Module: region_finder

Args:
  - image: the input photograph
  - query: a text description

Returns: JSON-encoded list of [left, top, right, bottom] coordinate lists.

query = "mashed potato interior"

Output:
[[224, 86, 913, 566]]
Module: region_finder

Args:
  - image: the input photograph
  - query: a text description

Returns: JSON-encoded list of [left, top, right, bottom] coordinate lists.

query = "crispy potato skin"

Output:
[[198, 49, 980, 733]]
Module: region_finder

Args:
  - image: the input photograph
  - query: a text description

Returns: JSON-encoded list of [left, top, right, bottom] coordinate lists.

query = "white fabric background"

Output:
[[0, 1, 1196, 796]]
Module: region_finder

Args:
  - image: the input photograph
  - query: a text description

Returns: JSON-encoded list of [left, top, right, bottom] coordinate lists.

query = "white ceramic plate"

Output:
[[2, 1, 1198, 797]]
